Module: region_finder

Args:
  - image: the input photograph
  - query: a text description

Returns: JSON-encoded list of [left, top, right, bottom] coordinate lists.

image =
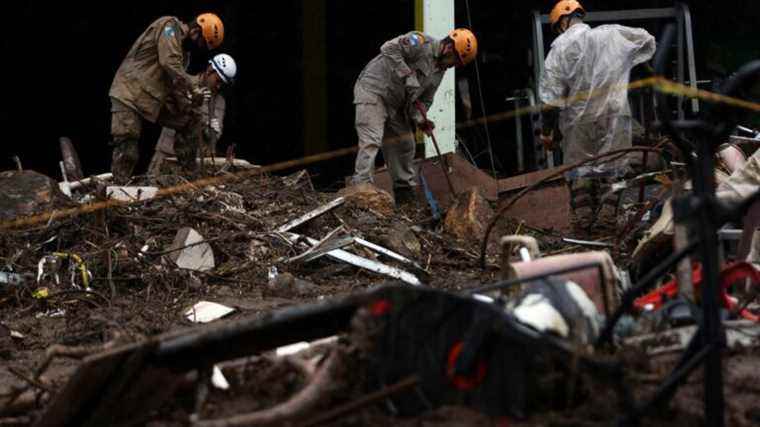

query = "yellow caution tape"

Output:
[[33, 287, 49, 299], [1, 75, 760, 231]]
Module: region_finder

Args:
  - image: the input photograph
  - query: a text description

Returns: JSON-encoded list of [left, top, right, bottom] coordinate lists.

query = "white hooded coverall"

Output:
[[540, 23, 656, 179]]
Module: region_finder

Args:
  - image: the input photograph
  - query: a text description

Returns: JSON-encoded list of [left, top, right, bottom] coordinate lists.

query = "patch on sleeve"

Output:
[[406, 32, 426, 47], [163, 25, 176, 38]]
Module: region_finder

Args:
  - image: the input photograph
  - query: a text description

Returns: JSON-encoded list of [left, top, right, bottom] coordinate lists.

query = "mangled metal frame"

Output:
[[594, 33, 760, 425], [36, 279, 626, 427]]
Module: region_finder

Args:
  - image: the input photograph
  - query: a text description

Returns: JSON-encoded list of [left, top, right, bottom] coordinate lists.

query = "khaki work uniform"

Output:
[[539, 23, 655, 234], [109, 16, 203, 183], [351, 32, 446, 191], [147, 94, 226, 175]]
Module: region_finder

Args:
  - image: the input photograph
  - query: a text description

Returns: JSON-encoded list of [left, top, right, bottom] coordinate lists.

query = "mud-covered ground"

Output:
[[1, 171, 759, 426]]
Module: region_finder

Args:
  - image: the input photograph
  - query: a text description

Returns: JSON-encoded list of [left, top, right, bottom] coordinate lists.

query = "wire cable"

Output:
[[464, 0, 498, 188]]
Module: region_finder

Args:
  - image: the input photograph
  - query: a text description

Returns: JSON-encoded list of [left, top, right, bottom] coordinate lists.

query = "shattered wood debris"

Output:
[[0, 167, 502, 426], [2, 138, 760, 426]]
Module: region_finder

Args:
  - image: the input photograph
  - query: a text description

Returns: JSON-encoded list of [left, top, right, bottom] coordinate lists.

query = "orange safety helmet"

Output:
[[448, 28, 478, 66], [549, 0, 586, 32], [196, 13, 224, 49]]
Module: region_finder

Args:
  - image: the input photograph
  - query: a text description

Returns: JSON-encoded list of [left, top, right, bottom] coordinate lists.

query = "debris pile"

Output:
[[0, 169, 510, 426], [2, 128, 760, 425]]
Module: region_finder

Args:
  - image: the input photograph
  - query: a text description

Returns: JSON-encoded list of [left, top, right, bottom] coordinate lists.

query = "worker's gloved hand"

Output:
[[418, 119, 436, 136], [209, 118, 222, 135], [200, 87, 213, 103], [189, 86, 213, 105], [540, 131, 554, 151], [539, 130, 558, 151]]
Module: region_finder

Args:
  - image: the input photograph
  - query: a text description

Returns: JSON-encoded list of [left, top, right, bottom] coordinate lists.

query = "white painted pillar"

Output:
[[421, 0, 456, 158]]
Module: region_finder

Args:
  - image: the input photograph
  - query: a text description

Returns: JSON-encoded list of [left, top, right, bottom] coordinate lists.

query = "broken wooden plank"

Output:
[[281, 232, 421, 286], [276, 197, 346, 233], [498, 180, 571, 234], [374, 153, 499, 207], [497, 166, 565, 194]]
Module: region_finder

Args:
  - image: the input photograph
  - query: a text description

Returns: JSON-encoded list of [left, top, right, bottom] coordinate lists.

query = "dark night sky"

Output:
[[2, 1, 759, 186]]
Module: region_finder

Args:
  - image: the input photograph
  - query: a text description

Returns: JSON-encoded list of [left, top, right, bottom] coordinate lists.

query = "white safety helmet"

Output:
[[209, 53, 237, 84]]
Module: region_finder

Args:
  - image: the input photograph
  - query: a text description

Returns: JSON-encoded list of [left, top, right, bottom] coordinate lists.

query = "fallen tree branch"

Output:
[[0, 416, 32, 426], [6, 368, 52, 394], [300, 375, 419, 427], [194, 349, 345, 427], [0, 388, 48, 417]]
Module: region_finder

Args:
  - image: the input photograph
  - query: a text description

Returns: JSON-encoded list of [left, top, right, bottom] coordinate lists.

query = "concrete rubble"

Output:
[[167, 227, 216, 272]]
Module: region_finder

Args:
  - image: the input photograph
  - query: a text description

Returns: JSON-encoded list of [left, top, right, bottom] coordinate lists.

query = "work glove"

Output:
[[198, 87, 213, 103], [209, 118, 222, 135], [538, 129, 563, 151], [418, 119, 436, 137], [539, 130, 555, 151], [187, 86, 213, 106], [412, 101, 435, 136]]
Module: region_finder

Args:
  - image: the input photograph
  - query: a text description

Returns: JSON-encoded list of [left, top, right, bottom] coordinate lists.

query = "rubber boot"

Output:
[[568, 178, 597, 238], [111, 139, 140, 185]]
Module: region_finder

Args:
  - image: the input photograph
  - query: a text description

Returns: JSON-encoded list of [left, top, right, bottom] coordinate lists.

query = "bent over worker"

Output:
[[539, 0, 655, 233], [351, 29, 478, 204], [109, 13, 225, 183], [148, 53, 237, 176]]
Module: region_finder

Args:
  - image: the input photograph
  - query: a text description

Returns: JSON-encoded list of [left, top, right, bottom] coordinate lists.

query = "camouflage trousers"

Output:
[[110, 98, 202, 184]]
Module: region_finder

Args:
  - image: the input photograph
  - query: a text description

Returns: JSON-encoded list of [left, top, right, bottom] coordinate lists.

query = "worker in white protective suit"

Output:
[[539, 0, 656, 235]]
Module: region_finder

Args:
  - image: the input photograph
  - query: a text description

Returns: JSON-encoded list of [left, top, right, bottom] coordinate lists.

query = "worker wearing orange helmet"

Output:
[[109, 13, 225, 183], [351, 29, 478, 205], [539, 0, 655, 234]]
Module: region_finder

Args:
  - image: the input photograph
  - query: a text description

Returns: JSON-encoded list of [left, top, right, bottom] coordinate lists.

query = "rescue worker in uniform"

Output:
[[148, 53, 237, 176], [539, 0, 655, 234], [109, 13, 225, 183], [351, 29, 478, 204]]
